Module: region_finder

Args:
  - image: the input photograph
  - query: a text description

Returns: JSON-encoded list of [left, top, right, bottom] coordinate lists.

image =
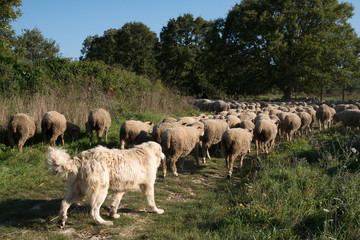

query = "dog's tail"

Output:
[[47, 147, 79, 178]]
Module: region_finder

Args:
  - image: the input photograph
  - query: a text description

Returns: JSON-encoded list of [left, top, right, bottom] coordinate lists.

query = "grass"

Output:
[[1, 113, 360, 239]]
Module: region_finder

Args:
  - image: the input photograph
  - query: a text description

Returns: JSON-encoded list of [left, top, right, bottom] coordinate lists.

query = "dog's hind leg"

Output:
[[58, 190, 83, 228], [109, 191, 125, 219], [89, 188, 113, 225], [141, 184, 164, 214]]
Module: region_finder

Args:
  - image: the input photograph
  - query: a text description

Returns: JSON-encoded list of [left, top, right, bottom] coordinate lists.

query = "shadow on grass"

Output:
[[0, 198, 86, 229]]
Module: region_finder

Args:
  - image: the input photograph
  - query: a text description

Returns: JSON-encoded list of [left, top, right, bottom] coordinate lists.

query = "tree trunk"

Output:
[[320, 88, 323, 102], [282, 87, 291, 101], [342, 88, 345, 102]]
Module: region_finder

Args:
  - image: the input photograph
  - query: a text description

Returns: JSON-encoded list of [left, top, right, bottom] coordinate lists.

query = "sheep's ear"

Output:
[[181, 122, 187, 126], [149, 121, 153, 126], [248, 129, 253, 133]]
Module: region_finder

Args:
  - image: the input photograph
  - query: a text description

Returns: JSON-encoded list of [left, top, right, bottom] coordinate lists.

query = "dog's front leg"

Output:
[[109, 191, 125, 219], [141, 184, 164, 214]]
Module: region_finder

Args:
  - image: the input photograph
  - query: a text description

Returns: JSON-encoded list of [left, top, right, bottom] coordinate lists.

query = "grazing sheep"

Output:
[[152, 122, 182, 144], [8, 113, 36, 152], [65, 122, 80, 142], [297, 112, 312, 136], [201, 119, 229, 163], [120, 120, 153, 149], [177, 116, 198, 126], [41, 111, 67, 146], [161, 122, 204, 177], [221, 128, 253, 178], [316, 104, 333, 131], [47, 141, 164, 227], [282, 113, 301, 141], [333, 109, 360, 130], [254, 119, 278, 156], [85, 108, 111, 144]]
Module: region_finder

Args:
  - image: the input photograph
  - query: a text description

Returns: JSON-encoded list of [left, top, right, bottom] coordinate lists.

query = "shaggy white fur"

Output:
[[47, 141, 165, 227]]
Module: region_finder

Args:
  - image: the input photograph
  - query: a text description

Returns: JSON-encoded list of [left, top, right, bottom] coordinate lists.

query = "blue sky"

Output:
[[11, 0, 360, 60]]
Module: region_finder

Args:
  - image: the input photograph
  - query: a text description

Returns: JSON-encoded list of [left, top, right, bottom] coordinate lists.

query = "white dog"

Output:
[[47, 141, 165, 227]]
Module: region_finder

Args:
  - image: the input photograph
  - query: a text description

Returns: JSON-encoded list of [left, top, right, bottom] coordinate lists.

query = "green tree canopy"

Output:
[[157, 13, 211, 95], [80, 22, 158, 79], [14, 27, 60, 62], [223, 0, 359, 100]]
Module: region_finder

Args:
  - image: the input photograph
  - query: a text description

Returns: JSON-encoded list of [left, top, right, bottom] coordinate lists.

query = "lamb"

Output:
[[254, 119, 278, 156], [161, 122, 204, 177], [41, 111, 67, 146], [316, 104, 333, 131], [200, 119, 229, 163], [152, 122, 182, 144], [221, 128, 253, 178], [8, 113, 36, 152], [282, 113, 301, 141], [65, 122, 80, 142], [120, 120, 153, 149], [85, 108, 111, 144], [297, 112, 312, 136], [47, 141, 164, 227]]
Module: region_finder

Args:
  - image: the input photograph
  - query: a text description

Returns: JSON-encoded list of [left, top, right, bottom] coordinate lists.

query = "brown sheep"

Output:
[[85, 108, 111, 144], [41, 111, 67, 146], [221, 128, 253, 178], [65, 122, 81, 142], [120, 120, 153, 149], [8, 113, 36, 152], [152, 122, 182, 144]]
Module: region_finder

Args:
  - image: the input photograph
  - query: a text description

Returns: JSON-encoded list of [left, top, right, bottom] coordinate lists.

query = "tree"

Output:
[[80, 22, 158, 79], [14, 27, 60, 62], [223, 0, 359, 100], [157, 13, 211, 95]]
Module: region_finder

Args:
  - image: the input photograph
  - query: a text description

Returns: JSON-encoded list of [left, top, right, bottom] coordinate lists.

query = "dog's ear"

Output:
[[48, 146, 55, 151]]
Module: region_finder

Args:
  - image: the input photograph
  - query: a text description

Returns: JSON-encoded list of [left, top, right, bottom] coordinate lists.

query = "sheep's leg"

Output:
[[50, 133, 58, 146], [61, 133, 65, 146], [227, 155, 235, 178], [319, 120, 322, 131], [193, 143, 200, 166], [104, 128, 108, 143], [201, 144, 208, 163], [162, 155, 167, 177], [178, 158, 185, 172], [8, 132, 15, 151], [255, 140, 259, 156], [97, 128, 104, 144], [42, 128, 47, 145], [224, 154, 230, 171], [169, 156, 179, 177], [120, 139, 125, 150], [18, 135, 27, 152], [239, 154, 245, 168], [89, 130, 93, 144], [89, 187, 113, 225], [58, 187, 84, 228], [109, 191, 125, 219], [141, 184, 164, 214]]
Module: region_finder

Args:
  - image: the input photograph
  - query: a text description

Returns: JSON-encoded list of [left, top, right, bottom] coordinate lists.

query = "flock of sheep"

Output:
[[6, 98, 360, 178]]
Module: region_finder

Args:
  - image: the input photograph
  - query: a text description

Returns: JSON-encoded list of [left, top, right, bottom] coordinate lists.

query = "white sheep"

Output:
[[161, 122, 204, 177], [41, 111, 67, 146], [221, 128, 253, 178], [120, 120, 153, 149], [254, 119, 278, 156], [85, 108, 111, 144], [8, 113, 36, 152]]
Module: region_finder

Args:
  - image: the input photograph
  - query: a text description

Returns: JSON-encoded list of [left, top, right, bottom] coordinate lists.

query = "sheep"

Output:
[[214, 100, 230, 113], [177, 116, 198, 126], [333, 109, 360, 130], [237, 120, 255, 130], [316, 104, 333, 131], [85, 108, 111, 144], [152, 122, 182, 144], [297, 112, 312, 136], [254, 119, 278, 156], [161, 122, 204, 177], [305, 107, 317, 131], [120, 120, 153, 149], [65, 122, 80, 142], [282, 113, 301, 141], [225, 115, 241, 128], [8, 113, 36, 152], [41, 111, 67, 146], [200, 119, 229, 163], [221, 128, 253, 178], [161, 117, 177, 123]]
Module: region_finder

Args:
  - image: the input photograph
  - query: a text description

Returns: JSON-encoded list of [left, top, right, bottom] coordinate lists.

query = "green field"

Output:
[[1, 113, 360, 240]]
